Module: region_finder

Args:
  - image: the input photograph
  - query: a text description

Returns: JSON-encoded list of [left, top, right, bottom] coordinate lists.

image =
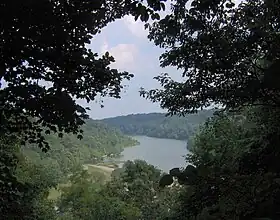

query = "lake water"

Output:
[[119, 136, 189, 172]]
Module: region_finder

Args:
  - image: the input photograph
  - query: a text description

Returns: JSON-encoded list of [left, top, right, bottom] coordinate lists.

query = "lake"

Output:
[[119, 136, 189, 172]]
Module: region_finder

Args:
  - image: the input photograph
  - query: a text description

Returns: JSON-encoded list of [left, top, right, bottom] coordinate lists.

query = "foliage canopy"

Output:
[[141, 0, 280, 114], [101, 110, 213, 140], [161, 110, 280, 220], [0, 0, 166, 150]]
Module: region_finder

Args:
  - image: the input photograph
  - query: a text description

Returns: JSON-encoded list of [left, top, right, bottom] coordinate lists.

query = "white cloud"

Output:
[[233, 0, 243, 6], [100, 41, 138, 71], [123, 15, 148, 38]]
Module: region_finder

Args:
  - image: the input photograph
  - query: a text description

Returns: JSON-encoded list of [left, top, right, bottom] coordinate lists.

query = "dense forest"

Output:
[[22, 119, 138, 177], [100, 110, 214, 140], [1, 0, 280, 220], [8, 107, 280, 220]]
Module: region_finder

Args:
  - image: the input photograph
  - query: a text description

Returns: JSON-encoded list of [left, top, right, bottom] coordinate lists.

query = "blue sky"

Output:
[[84, 0, 243, 119], [2, 0, 242, 120], [0, 3, 177, 119], [82, 10, 181, 119]]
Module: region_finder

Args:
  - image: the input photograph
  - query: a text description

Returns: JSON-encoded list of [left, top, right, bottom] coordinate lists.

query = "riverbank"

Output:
[[83, 164, 115, 173], [48, 135, 188, 200]]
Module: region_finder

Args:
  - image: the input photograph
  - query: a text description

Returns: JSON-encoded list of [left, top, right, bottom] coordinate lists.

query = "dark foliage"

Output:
[[141, 0, 280, 115], [0, 0, 166, 150]]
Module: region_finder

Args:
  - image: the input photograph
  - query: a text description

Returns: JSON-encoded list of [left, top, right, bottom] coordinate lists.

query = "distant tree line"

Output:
[[100, 110, 214, 140]]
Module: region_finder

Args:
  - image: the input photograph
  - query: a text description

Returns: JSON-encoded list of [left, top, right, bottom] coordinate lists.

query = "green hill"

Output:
[[22, 119, 138, 176], [99, 110, 215, 140]]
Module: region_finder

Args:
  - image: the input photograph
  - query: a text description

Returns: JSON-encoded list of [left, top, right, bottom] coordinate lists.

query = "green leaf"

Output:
[[58, 133, 63, 138], [184, 165, 197, 175], [140, 11, 149, 22], [160, 2, 165, 11], [154, 13, 160, 20], [225, 2, 235, 8], [159, 174, 174, 187], [169, 167, 181, 177]]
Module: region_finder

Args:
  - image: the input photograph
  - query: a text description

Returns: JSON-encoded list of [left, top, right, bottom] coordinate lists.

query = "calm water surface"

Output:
[[119, 136, 188, 172]]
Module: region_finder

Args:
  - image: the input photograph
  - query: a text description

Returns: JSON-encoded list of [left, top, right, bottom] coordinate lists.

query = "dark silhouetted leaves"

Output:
[[0, 0, 166, 149], [183, 165, 197, 176], [169, 167, 181, 177], [143, 0, 280, 114], [58, 133, 63, 138], [159, 174, 173, 187], [77, 134, 83, 140]]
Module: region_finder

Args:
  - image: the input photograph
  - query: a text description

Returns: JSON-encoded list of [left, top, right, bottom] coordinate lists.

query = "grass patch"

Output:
[[48, 188, 61, 201], [48, 164, 114, 201], [48, 182, 71, 201], [86, 164, 113, 182]]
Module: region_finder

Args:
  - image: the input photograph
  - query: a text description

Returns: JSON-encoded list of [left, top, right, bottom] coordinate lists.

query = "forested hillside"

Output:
[[22, 119, 138, 177], [100, 110, 215, 140], [2, 0, 280, 219]]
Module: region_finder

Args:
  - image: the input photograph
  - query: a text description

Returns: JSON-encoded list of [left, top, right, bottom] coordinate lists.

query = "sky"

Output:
[[1, 0, 243, 120], [84, 0, 243, 119], [0, 1, 177, 119], [80, 5, 179, 119]]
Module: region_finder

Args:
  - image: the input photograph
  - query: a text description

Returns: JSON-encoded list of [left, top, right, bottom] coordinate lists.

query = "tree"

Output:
[[0, 135, 28, 219], [0, 0, 166, 150], [138, 1, 280, 219], [0, 135, 57, 220], [141, 0, 280, 115], [58, 168, 141, 220], [104, 160, 177, 219], [106, 160, 161, 201], [161, 110, 280, 220], [100, 110, 214, 140]]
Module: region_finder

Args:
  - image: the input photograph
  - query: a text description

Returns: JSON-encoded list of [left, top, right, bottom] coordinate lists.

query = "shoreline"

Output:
[[83, 164, 115, 173]]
